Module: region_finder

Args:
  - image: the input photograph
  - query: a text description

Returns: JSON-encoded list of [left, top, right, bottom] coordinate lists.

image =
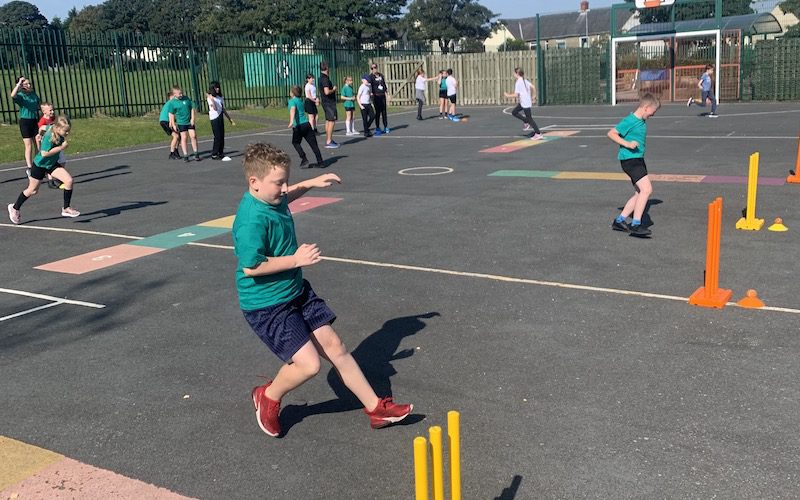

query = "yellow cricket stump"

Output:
[[414, 437, 429, 500], [736, 152, 765, 231], [448, 411, 462, 500], [413, 411, 462, 500]]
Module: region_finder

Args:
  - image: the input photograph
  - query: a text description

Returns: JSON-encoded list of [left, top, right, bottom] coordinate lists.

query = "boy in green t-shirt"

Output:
[[159, 91, 180, 159], [233, 143, 413, 437], [341, 76, 357, 136], [167, 85, 200, 162], [287, 85, 324, 168], [607, 93, 661, 237]]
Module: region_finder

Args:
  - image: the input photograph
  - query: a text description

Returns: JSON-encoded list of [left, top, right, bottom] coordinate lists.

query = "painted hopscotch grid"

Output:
[[489, 170, 788, 186], [480, 131, 579, 153], [35, 197, 342, 275]]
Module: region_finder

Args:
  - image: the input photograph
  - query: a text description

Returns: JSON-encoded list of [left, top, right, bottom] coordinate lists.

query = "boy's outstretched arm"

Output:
[[287, 173, 341, 203], [607, 128, 638, 150], [243, 243, 321, 277]]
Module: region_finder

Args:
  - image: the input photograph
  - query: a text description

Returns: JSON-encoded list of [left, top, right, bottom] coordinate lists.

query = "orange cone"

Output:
[[737, 289, 765, 309]]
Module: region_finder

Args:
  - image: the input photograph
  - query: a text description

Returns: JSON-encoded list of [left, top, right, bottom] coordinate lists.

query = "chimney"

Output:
[[580, 1, 589, 12]]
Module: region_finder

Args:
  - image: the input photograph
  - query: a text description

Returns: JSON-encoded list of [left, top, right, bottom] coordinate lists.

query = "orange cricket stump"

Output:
[[737, 289, 765, 309], [736, 152, 765, 230], [689, 197, 733, 308], [787, 134, 800, 183]]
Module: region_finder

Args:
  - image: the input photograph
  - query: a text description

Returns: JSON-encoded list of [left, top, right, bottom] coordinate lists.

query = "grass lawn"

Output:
[[0, 115, 264, 165]]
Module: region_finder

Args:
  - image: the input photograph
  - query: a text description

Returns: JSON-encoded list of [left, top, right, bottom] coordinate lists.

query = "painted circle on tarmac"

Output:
[[398, 166, 454, 176]]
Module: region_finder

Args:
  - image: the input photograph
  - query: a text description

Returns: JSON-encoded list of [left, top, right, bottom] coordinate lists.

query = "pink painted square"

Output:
[[35, 244, 163, 275], [288, 197, 342, 214]]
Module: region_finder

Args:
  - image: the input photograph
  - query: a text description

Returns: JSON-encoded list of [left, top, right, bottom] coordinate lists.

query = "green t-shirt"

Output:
[[13, 91, 40, 120], [159, 101, 171, 122], [33, 126, 63, 171], [342, 84, 355, 109], [167, 96, 196, 125], [233, 192, 303, 311], [439, 78, 447, 91], [615, 113, 647, 160], [288, 96, 308, 127]]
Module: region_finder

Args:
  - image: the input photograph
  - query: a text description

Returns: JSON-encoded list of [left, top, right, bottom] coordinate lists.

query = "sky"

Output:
[[27, 0, 619, 23]]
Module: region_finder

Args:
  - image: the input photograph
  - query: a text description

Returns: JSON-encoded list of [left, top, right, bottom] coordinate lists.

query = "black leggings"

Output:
[[291, 122, 323, 163], [373, 95, 387, 130], [210, 116, 225, 156], [360, 105, 375, 133], [416, 98, 424, 119], [511, 104, 540, 134]]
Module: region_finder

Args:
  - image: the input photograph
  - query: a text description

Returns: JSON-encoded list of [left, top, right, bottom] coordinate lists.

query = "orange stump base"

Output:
[[787, 173, 800, 184], [689, 286, 733, 309]]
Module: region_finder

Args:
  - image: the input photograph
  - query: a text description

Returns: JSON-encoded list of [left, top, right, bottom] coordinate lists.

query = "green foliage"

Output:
[[497, 38, 529, 52], [0, 1, 49, 30], [69, 5, 111, 33], [405, 0, 496, 54]]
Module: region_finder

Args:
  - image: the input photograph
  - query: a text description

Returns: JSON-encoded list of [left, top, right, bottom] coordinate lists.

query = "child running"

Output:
[[288, 85, 324, 168], [167, 85, 201, 162], [504, 68, 542, 140], [233, 143, 413, 437], [607, 93, 661, 237], [36, 102, 62, 188], [341, 76, 358, 136], [8, 116, 79, 224], [687, 64, 719, 118], [304, 74, 319, 133], [159, 91, 180, 159], [358, 75, 375, 137]]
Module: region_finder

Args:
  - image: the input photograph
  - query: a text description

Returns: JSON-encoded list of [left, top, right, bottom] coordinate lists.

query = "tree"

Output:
[[101, 0, 156, 33], [780, 0, 800, 37], [497, 38, 529, 52], [0, 1, 49, 30], [69, 5, 111, 33], [148, 0, 201, 40], [405, 0, 496, 54]]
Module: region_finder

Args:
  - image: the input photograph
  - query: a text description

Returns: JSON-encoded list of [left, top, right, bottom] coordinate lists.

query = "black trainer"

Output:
[[629, 224, 652, 237], [184, 156, 190, 163], [299, 158, 309, 167], [611, 219, 630, 232]]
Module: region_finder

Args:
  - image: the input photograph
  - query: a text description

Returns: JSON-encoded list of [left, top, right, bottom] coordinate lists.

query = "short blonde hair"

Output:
[[243, 143, 290, 179], [639, 93, 661, 109]]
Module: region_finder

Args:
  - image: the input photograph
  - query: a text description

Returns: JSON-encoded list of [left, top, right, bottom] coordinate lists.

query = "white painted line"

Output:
[[0, 288, 105, 308], [398, 167, 454, 176], [0, 301, 63, 322], [0, 223, 141, 240], [0, 128, 287, 172], [5, 225, 799, 315]]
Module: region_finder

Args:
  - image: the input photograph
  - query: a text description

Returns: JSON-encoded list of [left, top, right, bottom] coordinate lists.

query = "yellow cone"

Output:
[[768, 217, 788, 232]]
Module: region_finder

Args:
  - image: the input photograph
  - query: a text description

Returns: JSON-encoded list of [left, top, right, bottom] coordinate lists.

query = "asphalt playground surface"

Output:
[[2, 101, 800, 499]]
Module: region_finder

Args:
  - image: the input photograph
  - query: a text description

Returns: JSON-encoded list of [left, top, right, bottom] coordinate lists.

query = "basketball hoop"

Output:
[[635, 0, 675, 7]]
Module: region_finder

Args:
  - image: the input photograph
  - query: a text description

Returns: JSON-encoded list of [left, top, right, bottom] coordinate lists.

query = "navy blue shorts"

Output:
[[621, 158, 648, 185], [242, 280, 336, 363], [177, 124, 195, 132]]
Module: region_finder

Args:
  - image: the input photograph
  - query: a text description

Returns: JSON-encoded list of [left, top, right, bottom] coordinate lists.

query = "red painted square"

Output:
[[35, 244, 164, 275], [288, 197, 342, 214]]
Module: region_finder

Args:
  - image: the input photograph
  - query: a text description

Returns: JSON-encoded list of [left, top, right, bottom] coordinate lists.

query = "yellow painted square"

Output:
[[198, 215, 236, 228], [0, 436, 64, 490]]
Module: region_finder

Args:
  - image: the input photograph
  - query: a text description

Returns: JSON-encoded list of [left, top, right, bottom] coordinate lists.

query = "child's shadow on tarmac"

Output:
[[616, 198, 662, 228], [279, 311, 440, 435]]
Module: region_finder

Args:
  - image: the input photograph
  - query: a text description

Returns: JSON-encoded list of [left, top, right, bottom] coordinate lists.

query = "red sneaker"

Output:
[[364, 397, 413, 429], [251, 381, 281, 437]]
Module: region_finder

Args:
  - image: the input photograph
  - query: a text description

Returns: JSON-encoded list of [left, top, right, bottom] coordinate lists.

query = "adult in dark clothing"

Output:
[[368, 63, 389, 134], [319, 61, 339, 148]]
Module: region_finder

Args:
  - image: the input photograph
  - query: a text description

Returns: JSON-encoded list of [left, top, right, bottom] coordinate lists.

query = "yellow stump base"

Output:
[[735, 217, 764, 231], [689, 286, 733, 308]]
